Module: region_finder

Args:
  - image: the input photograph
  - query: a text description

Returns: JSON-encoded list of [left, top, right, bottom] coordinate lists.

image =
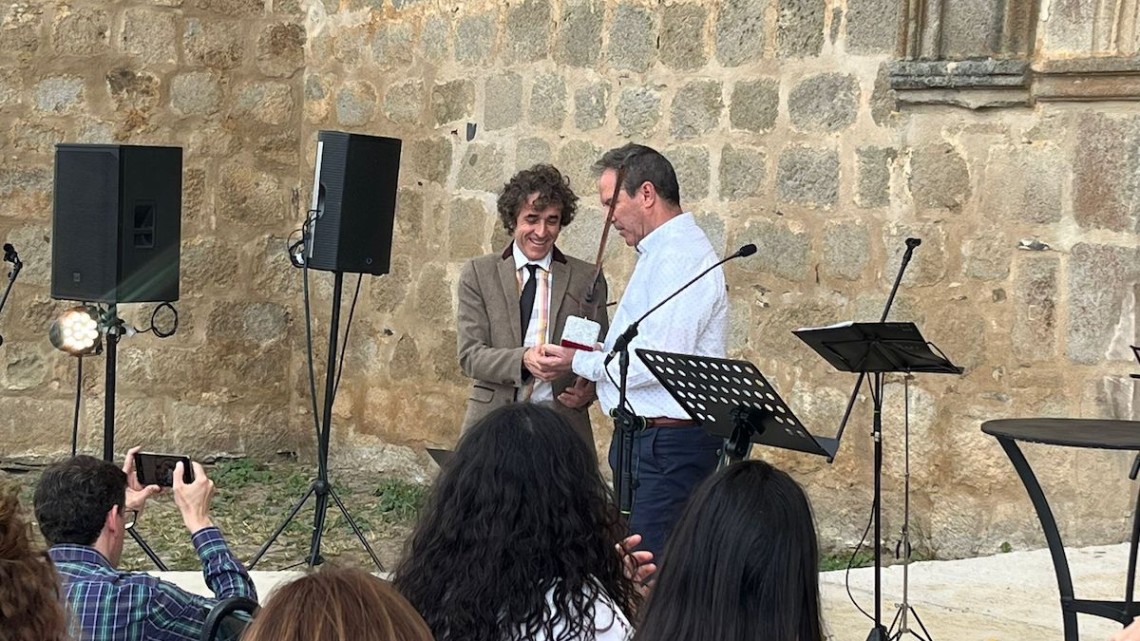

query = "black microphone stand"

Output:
[[605, 244, 756, 517], [0, 245, 23, 346], [832, 238, 920, 641]]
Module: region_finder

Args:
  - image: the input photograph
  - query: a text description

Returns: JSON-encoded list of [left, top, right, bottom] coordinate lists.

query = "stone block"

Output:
[[670, 80, 722, 139], [0, 341, 48, 391], [555, 0, 603, 67], [336, 81, 376, 126], [0, 3, 42, 58], [1073, 114, 1140, 232], [207, 301, 289, 347], [256, 22, 305, 77], [217, 162, 287, 224], [716, 0, 767, 66], [431, 79, 474, 126], [184, 18, 244, 69], [372, 21, 414, 68], [121, 8, 177, 64], [1067, 243, 1140, 364], [574, 82, 609, 131], [331, 26, 368, 67], [171, 71, 222, 115], [608, 4, 656, 72], [504, 0, 551, 63], [777, 146, 838, 207], [484, 72, 523, 131], [182, 238, 241, 293], [909, 143, 971, 211], [885, 224, 948, 287], [963, 233, 1011, 281], [778, 0, 825, 57], [822, 221, 870, 281], [190, 0, 263, 17], [416, 264, 452, 320], [449, 198, 488, 260], [516, 137, 552, 170], [370, 254, 413, 312], [0, 398, 76, 457], [720, 145, 766, 200], [856, 146, 895, 208], [384, 79, 424, 125], [457, 143, 506, 192], [33, 76, 84, 113], [11, 122, 63, 154], [788, 73, 859, 132], [407, 137, 453, 185], [980, 145, 1065, 224], [557, 140, 603, 200], [660, 4, 708, 70], [105, 68, 160, 113], [739, 218, 810, 281], [0, 68, 20, 108], [455, 13, 495, 64], [529, 74, 566, 130], [665, 146, 710, 202], [1012, 255, 1059, 362], [617, 87, 661, 138], [234, 81, 295, 126], [846, 0, 899, 54], [729, 78, 778, 133], [420, 15, 449, 61], [395, 188, 424, 244], [870, 62, 896, 126], [389, 335, 422, 381], [52, 5, 110, 56]]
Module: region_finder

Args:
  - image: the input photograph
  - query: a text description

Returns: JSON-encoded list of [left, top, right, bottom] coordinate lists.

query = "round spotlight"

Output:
[[49, 306, 102, 356]]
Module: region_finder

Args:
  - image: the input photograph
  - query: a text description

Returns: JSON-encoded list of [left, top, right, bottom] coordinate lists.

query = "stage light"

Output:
[[49, 306, 102, 355]]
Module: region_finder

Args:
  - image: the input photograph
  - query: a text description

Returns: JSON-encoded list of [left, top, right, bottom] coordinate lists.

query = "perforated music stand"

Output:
[[636, 349, 836, 464]]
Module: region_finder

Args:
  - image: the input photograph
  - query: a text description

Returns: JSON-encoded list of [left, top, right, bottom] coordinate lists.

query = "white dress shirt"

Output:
[[513, 242, 554, 403], [573, 213, 728, 418]]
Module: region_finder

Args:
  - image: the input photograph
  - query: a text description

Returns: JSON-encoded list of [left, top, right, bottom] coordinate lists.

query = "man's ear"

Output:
[[103, 505, 119, 534], [639, 181, 657, 209]]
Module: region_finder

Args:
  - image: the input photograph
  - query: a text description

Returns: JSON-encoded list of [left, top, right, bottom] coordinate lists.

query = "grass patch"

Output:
[[820, 549, 875, 572]]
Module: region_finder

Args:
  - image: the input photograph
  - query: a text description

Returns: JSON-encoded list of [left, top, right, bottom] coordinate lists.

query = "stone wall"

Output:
[[2, 0, 1139, 557]]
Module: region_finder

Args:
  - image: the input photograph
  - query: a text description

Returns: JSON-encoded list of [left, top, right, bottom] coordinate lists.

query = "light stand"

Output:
[[249, 271, 382, 570]]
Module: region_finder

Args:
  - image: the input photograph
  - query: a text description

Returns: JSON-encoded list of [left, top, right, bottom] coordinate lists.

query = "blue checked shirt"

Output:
[[49, 526, 257, 641]]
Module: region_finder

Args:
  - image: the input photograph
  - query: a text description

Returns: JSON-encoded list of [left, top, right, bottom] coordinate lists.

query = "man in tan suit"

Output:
[[456, 164, 608, 447]]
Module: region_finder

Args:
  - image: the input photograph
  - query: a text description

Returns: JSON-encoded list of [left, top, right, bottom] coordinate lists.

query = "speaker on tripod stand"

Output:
[[250, 130, 402, 570]]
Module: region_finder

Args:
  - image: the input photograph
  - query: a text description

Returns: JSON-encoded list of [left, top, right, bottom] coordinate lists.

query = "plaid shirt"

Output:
[[49, 526, 257, 641]]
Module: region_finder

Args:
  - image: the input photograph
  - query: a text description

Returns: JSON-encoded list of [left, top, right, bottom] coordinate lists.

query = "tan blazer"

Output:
[[456, 244, 609, 446]]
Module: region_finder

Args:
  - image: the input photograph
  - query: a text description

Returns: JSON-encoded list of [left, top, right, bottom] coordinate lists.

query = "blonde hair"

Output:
[[0, 484, 70, 641], [241, 566, 433, 641]]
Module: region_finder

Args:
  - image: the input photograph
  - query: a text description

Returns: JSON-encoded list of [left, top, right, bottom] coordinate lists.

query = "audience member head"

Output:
[[394, 403, 636, 641], [633, 460, 824, 641], [594, 143, 681, 208], [241, 566, 432, 641], [33, 455, 129, 565], [0, 484, 70, 641]]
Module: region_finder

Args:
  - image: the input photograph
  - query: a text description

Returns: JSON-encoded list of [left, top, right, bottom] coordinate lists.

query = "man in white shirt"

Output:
[[456, 164, 609, 449], [535, 144, 728, 560]]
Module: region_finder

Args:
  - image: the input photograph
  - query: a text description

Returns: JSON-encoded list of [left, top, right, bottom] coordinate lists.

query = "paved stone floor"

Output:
[[161, 543, 1137, 641]]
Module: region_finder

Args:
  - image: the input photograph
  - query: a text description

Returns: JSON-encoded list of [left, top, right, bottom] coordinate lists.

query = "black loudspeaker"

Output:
[[51, 144, 182, 303], [307, 131, 401, 275]]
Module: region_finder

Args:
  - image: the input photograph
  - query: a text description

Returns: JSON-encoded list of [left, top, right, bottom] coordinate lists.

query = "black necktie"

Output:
[[519, 264, 539, 339]]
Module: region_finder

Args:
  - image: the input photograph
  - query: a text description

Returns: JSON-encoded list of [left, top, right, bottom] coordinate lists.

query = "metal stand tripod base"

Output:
[[866, 624, 890, 641], [889, 603, 934, 641], [248, 479, 381, 570]]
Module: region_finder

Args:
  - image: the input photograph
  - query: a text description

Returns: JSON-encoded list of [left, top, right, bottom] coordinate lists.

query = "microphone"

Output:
[[604, 243, 757, 366], [905, 237, 921, 249], [3, 243, 18, 264]]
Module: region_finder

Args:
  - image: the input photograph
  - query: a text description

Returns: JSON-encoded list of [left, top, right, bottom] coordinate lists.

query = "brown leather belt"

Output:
[[644, 417, 699, 428]]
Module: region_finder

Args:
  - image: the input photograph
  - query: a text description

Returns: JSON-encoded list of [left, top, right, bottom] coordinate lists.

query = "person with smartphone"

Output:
[[33, 447, 256, 641]]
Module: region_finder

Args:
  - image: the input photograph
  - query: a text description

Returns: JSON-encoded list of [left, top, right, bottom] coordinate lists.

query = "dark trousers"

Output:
[[609, 424, 721, 563]]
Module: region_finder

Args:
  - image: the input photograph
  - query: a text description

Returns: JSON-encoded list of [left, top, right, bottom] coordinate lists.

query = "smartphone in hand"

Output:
[[133, 452, 193, 487]]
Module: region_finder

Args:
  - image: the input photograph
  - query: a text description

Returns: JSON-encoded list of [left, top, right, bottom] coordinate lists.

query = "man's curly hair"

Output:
[[497, 164, 579, 233]]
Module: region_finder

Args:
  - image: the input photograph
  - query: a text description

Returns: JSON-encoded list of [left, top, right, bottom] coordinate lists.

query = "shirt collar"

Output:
[[637, 212, 695, 255], [49, 544, 114, 568], [510, 242, 555, 272]]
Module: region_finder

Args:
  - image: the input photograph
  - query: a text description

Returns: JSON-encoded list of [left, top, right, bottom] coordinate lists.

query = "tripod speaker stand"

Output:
[[249, 271, 382, 570]]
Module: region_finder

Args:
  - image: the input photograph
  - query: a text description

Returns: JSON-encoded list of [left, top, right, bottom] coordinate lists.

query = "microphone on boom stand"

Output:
[[608, 242, 757, 516]]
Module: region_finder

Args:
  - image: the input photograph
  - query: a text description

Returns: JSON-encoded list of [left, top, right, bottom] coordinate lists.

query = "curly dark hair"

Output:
[[496, 164, 579, 233], [393, 404, 637, 641], [0, 485, 70, 641], [34, 455, 126, 546]]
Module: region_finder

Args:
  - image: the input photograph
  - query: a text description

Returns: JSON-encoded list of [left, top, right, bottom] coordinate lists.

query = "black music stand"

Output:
[[794, 321, 961, 641], [426, 447, 453, 467], [636, 349, 836, 465]]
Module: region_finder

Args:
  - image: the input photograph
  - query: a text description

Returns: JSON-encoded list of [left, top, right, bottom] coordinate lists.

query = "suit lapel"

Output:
[[498, 255, 522, 346], [549, 259, 570, 340]]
